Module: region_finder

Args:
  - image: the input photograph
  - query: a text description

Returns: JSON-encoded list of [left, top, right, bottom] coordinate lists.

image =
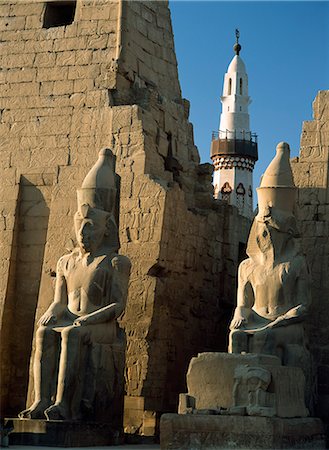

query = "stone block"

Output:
[[80, 5, 111, 21], [25, 15, 42, 30], [160, 414, 326, 449], [53, 37, 87, 52], [34, 52, 56, 68], [1, 53, 35, 69], [185, 352, 280, 410], [77, 21, 98, 36], [1, 41, 24, 56], [56, 50, 76, 66], [24, 40, 54, 53], [86, 34, 109, 50], [7, 419, 121, 447], [9, 3, 44, 17], [0, 16, 25, 31], [68, 64, 100, 80], [37, 67, 68, 82], [39, 81, 54, 96], [0, 82, 39, 97], [64, 23, 78, 39], [75, 49, 93, 65], [73, 78, 94, 93], [8, 68, 36, 84], [53, 80, 74, 96], [0, 4, 10, 17], [97, 19, 117, 35]]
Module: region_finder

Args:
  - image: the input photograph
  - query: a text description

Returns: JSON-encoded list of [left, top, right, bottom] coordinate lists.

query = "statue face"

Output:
[[74, 205, 109, 254], [247, 376, 261, 391], [256, 222, 273, 254]]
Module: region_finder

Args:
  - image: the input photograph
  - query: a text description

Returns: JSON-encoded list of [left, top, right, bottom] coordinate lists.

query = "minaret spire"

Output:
[[210, 32, 258, 219]]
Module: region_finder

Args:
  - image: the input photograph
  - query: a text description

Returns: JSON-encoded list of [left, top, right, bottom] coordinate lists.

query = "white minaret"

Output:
[[211, 30, 258, 218]]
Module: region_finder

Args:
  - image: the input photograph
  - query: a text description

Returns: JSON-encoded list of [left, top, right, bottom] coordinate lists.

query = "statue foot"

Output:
[[18, 400, 50, 419], [44, 403, 69, 421]]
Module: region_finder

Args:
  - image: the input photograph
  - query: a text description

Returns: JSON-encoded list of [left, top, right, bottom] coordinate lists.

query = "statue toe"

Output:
[[18, 404, 47, 420]]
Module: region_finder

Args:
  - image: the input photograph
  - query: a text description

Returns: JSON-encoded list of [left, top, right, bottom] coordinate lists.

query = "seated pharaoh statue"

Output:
[[19, 148, 131, 422], [229, 142, 311, 369]]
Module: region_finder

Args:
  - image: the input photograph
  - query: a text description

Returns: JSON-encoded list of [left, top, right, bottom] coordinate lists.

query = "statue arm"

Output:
[[230, 260, 254, 330], [74, 255, 131, 327], [38, 257, 68, 326]]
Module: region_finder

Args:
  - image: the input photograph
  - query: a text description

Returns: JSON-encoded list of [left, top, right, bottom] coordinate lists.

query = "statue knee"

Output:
[[36, 326, 52, 342], [229, 329, 248, 353], [61, 325, 87, 345]]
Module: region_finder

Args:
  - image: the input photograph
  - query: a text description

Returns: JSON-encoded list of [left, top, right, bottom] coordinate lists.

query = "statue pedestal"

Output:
[[160, 414, 326, 449], [181, 352, 309, 417], [7, 418, 122, 447], [169, 352, 325, 448]]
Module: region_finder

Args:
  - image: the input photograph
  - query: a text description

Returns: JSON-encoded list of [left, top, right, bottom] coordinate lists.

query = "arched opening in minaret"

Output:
[[228, 78, 232, 95], [239, 78, 243, 95]]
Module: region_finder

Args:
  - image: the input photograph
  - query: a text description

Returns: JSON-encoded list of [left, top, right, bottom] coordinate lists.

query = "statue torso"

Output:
[[59, 251, 115, 316], [244, 256, 303, 320]]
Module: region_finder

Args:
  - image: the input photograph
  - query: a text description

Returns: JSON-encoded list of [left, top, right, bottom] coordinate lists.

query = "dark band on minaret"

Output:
[[234, 28, 241, 55]]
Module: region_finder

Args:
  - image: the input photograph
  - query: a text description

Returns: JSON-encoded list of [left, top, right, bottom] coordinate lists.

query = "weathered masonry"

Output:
[[291, 90, 329, 429], [0, 0, 250, 435]]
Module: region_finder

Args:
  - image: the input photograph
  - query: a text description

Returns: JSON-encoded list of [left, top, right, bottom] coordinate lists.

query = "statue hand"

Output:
[[230, 315, 248, 330], [38, 303, 66, 326], [38, 312, 57, 326]]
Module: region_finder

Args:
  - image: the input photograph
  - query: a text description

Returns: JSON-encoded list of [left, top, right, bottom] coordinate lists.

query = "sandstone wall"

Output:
[[0, 0, 250, 434], [291, 90, 329, 426]]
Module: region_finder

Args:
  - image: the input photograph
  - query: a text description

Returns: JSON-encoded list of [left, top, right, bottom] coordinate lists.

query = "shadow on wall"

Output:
[[0, 176, 51, 417], [295, 187, 329, 426]]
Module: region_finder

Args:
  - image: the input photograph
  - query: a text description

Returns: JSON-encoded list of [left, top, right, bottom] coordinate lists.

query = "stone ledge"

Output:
[[7, 418, 121, 447], [160, 414, 326, 449]]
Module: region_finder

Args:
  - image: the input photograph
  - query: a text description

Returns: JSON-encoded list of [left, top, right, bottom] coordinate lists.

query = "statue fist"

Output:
[[73, 316, 93, 327]]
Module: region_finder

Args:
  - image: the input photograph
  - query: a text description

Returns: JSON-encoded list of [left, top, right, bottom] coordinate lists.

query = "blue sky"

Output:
[[170, 1, 329, 187]]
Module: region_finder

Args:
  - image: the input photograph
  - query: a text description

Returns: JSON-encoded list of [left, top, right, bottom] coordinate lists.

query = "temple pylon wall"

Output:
[[0, 0, 251, 434]]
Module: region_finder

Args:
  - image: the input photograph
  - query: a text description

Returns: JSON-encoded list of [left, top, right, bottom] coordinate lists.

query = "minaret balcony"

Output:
[[210, 130, 258, 161]]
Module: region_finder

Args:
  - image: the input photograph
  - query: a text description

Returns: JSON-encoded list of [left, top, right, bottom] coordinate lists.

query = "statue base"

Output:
[[6, 418, 122, 447], [160, 414, 326, 449]]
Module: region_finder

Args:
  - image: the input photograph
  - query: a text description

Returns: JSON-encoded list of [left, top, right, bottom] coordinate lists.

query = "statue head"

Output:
[[247, 142, 299, 263], [74, 205, 110, 255], [245, 367, 271, 392], [75, 148, 120, 253]]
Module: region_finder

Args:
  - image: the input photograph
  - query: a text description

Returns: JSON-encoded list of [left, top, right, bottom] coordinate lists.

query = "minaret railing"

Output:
[[211, 130, 258, 143]]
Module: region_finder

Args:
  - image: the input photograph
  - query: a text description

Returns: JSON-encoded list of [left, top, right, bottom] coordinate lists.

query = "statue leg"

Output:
[[228, 329, 249, 353], [19, 326, 59, 419], [45, 325, 90, 420]]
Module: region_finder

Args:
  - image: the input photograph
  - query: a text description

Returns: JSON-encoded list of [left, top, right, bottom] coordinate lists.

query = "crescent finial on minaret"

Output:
[[234, 29, 241, 55]]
